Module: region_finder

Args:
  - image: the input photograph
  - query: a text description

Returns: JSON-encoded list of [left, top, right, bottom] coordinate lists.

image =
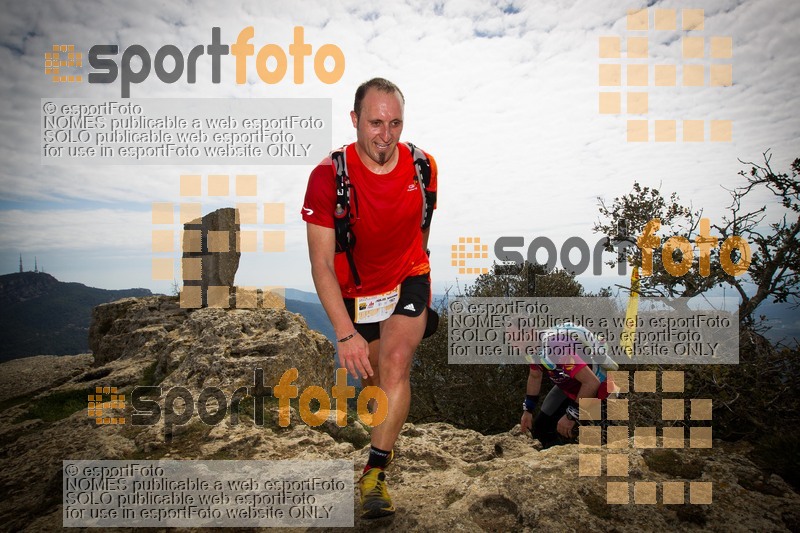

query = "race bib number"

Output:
[[355, 285, 401, 324]]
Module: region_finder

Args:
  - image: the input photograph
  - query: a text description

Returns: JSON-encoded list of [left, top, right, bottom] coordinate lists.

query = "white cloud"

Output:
[[0, 0, 797, 294], [0, 208, 149, 251]]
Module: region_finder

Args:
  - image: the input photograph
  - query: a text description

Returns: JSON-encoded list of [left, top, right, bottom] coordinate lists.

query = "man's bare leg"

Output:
[[358, 311, 425, 519], [369, 310, 426, 451]]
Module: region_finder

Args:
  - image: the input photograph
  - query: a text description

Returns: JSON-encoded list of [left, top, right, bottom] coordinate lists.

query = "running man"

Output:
[[302, 78, 438, 518]]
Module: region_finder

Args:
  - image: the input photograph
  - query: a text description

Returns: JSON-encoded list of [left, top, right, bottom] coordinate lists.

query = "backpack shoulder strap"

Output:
[[404, 142, 435, 230], [330, 146, 362, 289]]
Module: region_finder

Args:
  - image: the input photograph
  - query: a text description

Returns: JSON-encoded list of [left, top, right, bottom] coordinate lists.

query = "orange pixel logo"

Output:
[[578, 370, 713, 505], [599, 8, 733, 142], [45, 44, 82, 83], [88, 386, 125, 425], [452, 236, 489, 275]]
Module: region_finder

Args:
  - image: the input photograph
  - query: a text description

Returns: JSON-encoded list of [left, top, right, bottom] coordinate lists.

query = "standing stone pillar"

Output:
[[182, 207, 240, 308]]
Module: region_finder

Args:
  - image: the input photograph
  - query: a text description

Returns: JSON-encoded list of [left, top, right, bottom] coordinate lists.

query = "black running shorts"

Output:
[[344, 274, 432, 343]]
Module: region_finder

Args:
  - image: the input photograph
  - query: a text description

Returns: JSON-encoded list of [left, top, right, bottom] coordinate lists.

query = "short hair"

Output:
[[353, 78, 405, 118]]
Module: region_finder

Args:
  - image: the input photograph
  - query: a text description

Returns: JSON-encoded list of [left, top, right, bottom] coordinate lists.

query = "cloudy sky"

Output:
[[0, 0, 798, 303]]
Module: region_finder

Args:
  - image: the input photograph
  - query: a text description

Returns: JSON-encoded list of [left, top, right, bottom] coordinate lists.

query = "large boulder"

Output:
[[87, 295, 333, 391]]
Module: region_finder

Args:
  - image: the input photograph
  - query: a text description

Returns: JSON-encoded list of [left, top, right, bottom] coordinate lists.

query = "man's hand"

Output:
[[557, 414, 577, 439], [338, 332, 373, 380], [520, 411, 533, 433]]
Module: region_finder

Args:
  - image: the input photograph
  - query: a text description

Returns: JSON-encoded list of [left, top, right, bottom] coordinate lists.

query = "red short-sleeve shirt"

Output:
[[302, 142, 438, 297]]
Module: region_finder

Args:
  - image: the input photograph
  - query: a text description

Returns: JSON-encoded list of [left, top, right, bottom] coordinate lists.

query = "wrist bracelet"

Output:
[[523, 394, 539, 412], [338, 332, 357, 343]]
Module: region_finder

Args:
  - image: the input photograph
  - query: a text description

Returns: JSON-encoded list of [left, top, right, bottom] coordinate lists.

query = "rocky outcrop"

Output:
[[1, 296, 799, 532], [88, 295, 188, 366], [88, 295, 334, 390], [0, 353, 93, 403]]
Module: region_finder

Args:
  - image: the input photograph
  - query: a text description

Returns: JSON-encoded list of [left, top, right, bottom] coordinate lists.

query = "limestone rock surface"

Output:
[[2, 296, 798, 532]]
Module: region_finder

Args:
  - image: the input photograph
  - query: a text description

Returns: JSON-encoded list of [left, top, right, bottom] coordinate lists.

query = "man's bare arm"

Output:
[[306, 222, 372, 379]]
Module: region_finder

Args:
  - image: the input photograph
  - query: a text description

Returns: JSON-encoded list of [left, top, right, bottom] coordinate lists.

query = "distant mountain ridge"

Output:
[[284, 297, 334, 344], [0, 272, 152, 361], [0, 273, 336, 362], [284, 288, 321, 304], [0, 271, 61, 303]]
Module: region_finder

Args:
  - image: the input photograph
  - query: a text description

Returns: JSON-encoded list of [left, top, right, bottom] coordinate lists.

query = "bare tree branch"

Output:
[[594, 151, 800, 324]]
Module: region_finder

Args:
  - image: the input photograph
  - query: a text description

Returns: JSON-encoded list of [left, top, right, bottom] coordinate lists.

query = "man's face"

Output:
[[350, 88, 404, 167]]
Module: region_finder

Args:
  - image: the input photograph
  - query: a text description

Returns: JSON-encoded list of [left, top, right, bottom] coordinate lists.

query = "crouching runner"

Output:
[[518, 323, 617, 448]]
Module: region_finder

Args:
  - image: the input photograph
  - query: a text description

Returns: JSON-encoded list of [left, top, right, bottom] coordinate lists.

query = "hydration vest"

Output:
[[330, 142, 435, 289]]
